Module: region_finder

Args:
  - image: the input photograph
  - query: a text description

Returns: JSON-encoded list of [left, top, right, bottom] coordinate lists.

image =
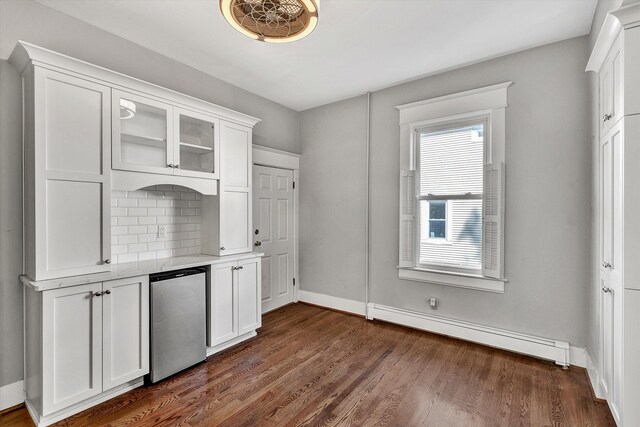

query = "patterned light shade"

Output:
[[220, 0, 319, 43]]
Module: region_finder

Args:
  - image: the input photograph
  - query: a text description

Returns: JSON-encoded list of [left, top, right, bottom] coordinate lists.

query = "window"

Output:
[[417, 121, 484, 271], [396, 83, 509, 292]]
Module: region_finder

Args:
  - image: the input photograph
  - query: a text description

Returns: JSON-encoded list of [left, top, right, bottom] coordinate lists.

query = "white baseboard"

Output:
[[0, 380, 25, 411], [298, 290, 366, 316], [586, 352, 606, 399]]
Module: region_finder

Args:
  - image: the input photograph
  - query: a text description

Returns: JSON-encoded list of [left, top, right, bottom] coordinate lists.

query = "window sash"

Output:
[[415, 118, 486, 273]]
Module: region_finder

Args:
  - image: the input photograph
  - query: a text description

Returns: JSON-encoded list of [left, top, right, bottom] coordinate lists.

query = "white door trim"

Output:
[[252, 145, 299, 304]]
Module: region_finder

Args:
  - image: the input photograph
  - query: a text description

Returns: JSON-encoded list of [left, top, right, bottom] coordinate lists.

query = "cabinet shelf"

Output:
[[180, 141, 213, 153], [121, 132, 167, 148]]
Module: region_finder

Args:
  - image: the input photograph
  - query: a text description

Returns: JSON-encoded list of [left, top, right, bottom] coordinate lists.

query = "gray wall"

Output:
[[0, 0, 299, 388], [299, 96, 368, 302], [300, 36, 592, 347], [0, 59, 24, 389]]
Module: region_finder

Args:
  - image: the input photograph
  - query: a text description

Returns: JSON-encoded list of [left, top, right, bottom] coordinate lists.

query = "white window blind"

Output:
[[417, 122, 484, 271]]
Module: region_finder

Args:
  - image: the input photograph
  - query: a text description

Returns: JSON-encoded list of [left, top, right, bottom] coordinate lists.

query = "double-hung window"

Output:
[[396, 83, 509, 292], [417, 120, 485, 272]]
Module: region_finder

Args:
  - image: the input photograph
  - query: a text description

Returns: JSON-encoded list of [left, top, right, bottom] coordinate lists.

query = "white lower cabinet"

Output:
[[208, 257, 261, 349], [26, 276, 149, 425]]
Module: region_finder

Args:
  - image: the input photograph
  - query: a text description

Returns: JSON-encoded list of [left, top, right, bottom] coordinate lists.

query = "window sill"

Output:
[[397, 267, 506, 293]]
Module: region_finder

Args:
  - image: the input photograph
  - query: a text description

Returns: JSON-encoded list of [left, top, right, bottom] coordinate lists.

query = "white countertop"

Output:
[[20, 252, 264, 292]]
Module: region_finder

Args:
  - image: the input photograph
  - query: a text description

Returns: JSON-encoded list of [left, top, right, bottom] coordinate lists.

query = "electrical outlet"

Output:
[[158, 224, 167, 239], [427, 297, 439, 309]]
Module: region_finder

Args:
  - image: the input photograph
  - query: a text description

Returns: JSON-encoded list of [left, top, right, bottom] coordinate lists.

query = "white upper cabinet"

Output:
[[27, 68, 111, 280], [112, 92, 222, 181], [112, 90, 174, 176], [174, 108, 220, 180], [600, 35, 623, 136], [201, 120, 253, 256]]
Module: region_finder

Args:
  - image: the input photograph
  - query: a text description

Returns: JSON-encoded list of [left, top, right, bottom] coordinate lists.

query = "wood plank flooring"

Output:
[[1, 303, 614, 426]]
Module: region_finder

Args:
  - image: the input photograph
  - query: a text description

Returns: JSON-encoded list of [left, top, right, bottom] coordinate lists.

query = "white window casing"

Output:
[[396, 82, 511, 292]]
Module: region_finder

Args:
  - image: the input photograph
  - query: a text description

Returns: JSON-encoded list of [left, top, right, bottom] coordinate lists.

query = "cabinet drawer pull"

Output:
[[237, 266, 243, 270], [602, 286, 612, 293]]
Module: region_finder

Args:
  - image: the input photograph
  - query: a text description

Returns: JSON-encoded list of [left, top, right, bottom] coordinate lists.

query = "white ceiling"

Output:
[[36, 0, 596, 111]]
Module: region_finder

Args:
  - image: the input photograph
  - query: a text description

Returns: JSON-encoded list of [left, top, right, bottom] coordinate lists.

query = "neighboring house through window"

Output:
[[396, 83, 510, 292]]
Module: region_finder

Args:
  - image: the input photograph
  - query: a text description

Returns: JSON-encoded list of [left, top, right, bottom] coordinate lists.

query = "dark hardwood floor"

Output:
[[2, 303, 613, 426]]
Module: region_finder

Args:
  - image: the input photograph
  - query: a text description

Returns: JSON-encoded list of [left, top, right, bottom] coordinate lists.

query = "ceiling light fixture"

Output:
[[120, 99, 136, 119], [220, 0, 319, 43]]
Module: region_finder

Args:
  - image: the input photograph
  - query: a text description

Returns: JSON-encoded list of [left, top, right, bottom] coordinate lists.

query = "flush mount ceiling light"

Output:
[[220, 0, 319, 43]]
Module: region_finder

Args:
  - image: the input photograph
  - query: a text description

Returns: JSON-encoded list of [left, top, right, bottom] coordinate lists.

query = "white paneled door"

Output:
[[253, 165, 295, 313]]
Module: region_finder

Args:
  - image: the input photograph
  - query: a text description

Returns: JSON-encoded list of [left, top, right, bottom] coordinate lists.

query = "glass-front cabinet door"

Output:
[[173, 108, 220, 180], [112, 90, 174, 175]]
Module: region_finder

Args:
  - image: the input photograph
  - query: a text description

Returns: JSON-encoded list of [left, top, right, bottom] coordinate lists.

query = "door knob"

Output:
[[255, 241, 262, 247], [602, 262, 611, 269], [602, 286, 612, 293]]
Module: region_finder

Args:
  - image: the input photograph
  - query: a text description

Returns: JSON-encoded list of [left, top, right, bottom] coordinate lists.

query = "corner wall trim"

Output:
[[0, 380, 25, 411], [367, 303, 584, 367], [298, 290, 366, 316]]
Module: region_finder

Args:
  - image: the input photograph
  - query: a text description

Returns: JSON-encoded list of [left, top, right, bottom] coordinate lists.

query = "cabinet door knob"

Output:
[[104, 259, 111, 264], [602, 286, 612, 293], [220, 247, 225, 251], [603, 114, 612, 122], [237, 266, 243, 270], [168, 164, 175, 168], [104, 290, 111, 295], [174, 164, 180, 169], [602, 262, 611, 269], [254, 241, 262, 247], [94, 291, 102, 297]]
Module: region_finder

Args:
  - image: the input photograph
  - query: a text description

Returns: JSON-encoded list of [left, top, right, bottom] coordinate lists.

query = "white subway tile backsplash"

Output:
[[112, 226, 128, 236], [118, 253, 138, 263], [147, 207, 164, 216], [138, 199, 157, 208], [118, 216, 138, 226], [138, 216, 157, 225], [111, 185, 202, 263], [128, 225, 147, 235], [118, 198, 137, 207], [117, 234, 138, 244], [147, 242, 164, 251], [128, 207, 148, 217]]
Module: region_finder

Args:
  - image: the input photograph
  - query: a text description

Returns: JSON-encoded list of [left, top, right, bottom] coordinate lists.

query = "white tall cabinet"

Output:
[[24, 67, 112, 280], [587, 4, 640, 425]]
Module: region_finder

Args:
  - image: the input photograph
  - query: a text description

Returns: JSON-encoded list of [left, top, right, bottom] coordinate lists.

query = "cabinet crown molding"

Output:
[[586, 3, 640, 72], [8, 41, 262, 128]]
